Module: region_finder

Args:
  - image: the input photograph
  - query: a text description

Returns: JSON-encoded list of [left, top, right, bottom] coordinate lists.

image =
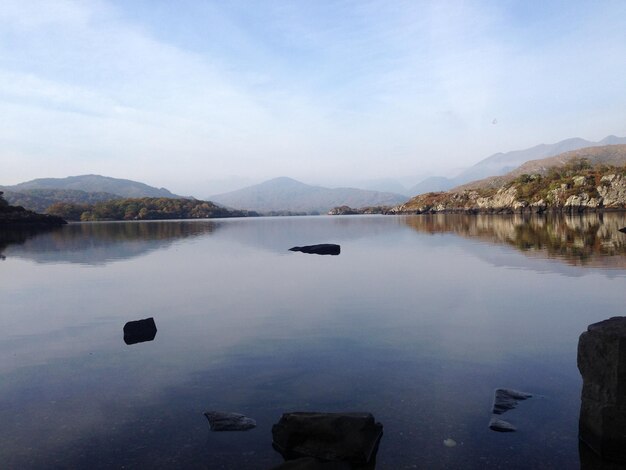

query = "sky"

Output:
[[1, 0, 625, 196]]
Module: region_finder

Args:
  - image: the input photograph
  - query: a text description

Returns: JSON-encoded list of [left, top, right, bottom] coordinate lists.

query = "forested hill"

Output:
[[2, 189, 120, 213], [2, 174, 182, 199], [47, 197, 257, 221]]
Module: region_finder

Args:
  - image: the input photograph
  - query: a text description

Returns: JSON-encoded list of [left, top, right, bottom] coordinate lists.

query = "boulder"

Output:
[[123, 317, 157, 345], [204, 411, 256, 431], [289, 244, 341, 256], [272, 412, 382, 467], [578, 317, 626, 462]]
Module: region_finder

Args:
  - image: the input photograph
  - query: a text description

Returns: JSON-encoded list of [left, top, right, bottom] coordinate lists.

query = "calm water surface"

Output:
[[1, 214, 625, 469]]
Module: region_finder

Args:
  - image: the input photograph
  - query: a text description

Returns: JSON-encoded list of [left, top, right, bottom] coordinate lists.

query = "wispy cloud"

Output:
[[1, 0, 625, 192]]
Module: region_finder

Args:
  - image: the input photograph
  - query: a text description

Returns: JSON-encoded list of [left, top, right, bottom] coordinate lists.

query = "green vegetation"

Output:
[[1, 189, 118, 213], [46, 197, 257, 221], [507, 159, 626, 204]]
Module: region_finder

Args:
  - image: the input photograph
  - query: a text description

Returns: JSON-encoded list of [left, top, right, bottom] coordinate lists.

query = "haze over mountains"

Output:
[[409, 135, 626, 194], [209, 177, 407, 213], [2, 135, 626, 215]]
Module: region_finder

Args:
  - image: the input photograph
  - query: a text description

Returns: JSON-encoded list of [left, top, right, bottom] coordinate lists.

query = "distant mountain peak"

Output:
[[210, 177, 406, 213]]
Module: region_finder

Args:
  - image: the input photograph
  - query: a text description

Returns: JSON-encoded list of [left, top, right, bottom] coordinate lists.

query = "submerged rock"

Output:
[[204, 411, 256, 431], [272, 412, 382, 467], [271, 457, 351, 470], [491, 388, 532, 415], [289, 244, 341, 256], [123, 317, 157, 345], [489, 418, 517, 433]]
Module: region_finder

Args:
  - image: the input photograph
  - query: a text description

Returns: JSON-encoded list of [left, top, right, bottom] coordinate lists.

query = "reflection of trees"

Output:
[[0, 226, 62, 260], [402, 213, 626, 268], [2, 221, 219, 265]]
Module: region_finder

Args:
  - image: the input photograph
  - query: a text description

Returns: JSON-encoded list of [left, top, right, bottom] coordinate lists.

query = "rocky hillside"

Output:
[[393, 157, 626, 214]]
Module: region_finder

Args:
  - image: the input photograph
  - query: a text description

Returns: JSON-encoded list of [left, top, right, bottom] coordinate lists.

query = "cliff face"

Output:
[[393, 171, 626, 215]]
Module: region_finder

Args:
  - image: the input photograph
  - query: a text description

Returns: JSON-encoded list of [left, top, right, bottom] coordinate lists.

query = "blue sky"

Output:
[[1, 0, 625, 195]]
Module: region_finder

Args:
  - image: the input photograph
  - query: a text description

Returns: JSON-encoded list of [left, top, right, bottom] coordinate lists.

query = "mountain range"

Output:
[[209, 177, 407, 213]]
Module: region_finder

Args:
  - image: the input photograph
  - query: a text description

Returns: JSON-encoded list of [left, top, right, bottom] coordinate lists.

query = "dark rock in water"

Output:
[[123, 317, 157, 345], [578, 316, 626, 462], [204, 411, 256, 431], [289, 244, 341, 256], [271, 457, 351, 470], [272, 412, 382, 467], [492, 388, 532, 415], [489, 417, 517, 432], [619, 227, 626, 234]]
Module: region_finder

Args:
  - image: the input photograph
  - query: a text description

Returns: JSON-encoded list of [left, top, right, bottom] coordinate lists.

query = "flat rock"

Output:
[[492, 388, 532, 415], [489, 417, 517, 432], [289, 244, 340, 256], [123, 317, 157, 345], [272, 412, 382, 465], [204, 411, 256, 431]]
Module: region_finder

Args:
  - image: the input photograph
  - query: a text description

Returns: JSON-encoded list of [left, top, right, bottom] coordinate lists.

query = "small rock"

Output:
[[443, 438, 457, 447], [204, 411, 256, 431], [289, 244, 341, 256], [123, 317, 157, 345], [488, 418, 517, 432], [492, 388, 532, 415]]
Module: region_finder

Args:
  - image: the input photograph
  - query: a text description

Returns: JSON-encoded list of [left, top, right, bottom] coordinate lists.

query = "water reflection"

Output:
[[403, 213, 626, 268], [0, 225, 63, 260], [2, 221, 218, 265]]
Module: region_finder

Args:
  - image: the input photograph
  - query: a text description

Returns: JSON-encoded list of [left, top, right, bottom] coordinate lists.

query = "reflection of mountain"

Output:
[[402, 213, 626, 269], [3, 221, 218, 265]]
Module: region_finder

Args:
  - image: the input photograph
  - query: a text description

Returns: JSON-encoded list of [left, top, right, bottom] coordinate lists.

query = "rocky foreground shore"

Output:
[[392, 171, 626, 215]]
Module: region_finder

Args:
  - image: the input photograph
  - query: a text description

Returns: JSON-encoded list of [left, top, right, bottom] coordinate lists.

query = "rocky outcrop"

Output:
[[393, 170, 626, 214], [578, 317, 626, 462]]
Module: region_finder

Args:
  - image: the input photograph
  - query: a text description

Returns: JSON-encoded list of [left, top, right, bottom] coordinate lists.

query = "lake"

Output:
[[1, 214, 625, 469]]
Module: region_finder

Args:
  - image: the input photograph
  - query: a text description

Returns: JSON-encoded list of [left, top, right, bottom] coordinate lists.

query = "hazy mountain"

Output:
[[209, 177, 407, 213], [3, 175, 182, 199], [408, 135, 626, 195]]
